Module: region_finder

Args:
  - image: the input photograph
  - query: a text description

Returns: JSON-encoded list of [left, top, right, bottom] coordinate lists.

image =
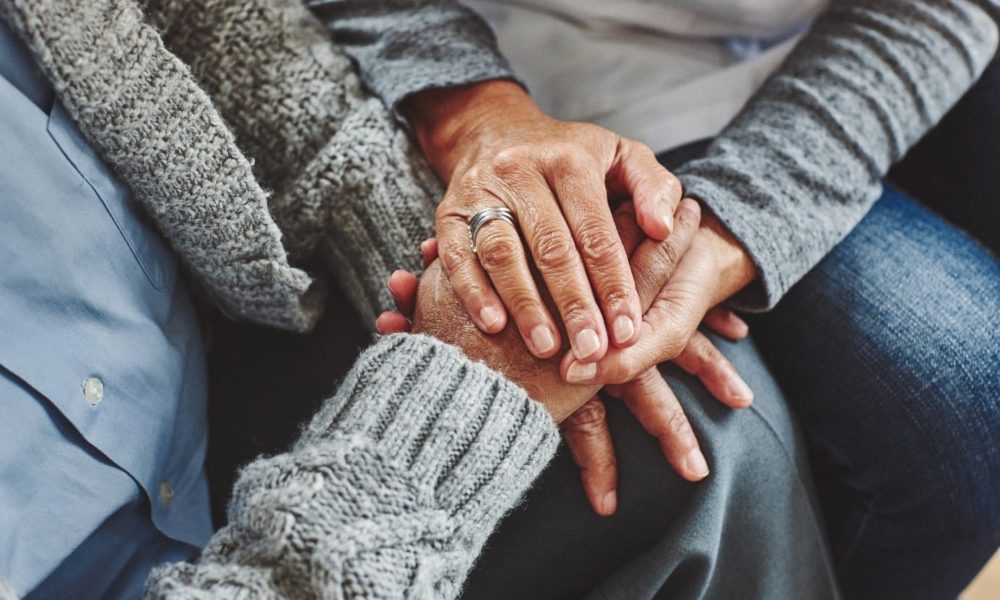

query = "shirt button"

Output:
[[160, 481, 174, 507], [82, 377, 103, 406]]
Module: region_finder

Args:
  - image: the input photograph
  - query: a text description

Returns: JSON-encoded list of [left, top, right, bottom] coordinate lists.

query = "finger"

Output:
[[376, 311, 411, 334], [562, 223, 711, 386], [548, 160, 641, 349], [420, 238, 439, 269], [703, 306, 749, 341], [610, 140, 683, 241], [436, 208, 508, 334], [510, 177, 609, 362], [561, 398, 618, 516], [672, 332, 753, 408], [616, 368, 709, 481], [559, 198, 701, 385], [631, 198, 701, 309], [473, 214, 562, 358], [387, 270, 419, 317], [611, 200, 644, 257]]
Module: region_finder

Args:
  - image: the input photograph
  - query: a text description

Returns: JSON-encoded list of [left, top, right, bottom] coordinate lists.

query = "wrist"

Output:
[[401, 80, 539, 181], [698, 209, 758, 303]]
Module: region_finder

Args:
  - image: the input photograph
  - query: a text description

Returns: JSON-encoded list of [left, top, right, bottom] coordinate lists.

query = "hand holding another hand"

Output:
[[404, 81, 683, 363], [377, 200, 757, 515]]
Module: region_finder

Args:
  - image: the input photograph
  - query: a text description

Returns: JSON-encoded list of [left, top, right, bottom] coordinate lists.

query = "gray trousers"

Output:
[[207, 307, 840, 600], [462, 333, 840, 600]]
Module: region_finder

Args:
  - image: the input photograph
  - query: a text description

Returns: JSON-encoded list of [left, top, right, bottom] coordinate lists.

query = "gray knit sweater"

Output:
[[0, 0, 559, 597], [1, 0, 997, 597], [145, 334, 558, 597], [314, 0, 999, 310]]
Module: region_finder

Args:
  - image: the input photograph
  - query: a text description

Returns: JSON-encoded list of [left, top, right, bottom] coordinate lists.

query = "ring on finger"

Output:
[[468, 207, 519, 254]]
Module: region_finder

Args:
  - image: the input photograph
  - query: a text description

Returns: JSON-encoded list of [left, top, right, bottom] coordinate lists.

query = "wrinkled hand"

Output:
[[404, 81, 682, 363], [559, 208, 758, 389], [377, 201, 755, 515]]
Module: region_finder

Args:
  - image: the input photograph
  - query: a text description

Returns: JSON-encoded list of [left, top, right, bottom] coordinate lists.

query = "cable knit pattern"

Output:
[[0, 0, 325, 331], [0, 0, 442, 329], [143, 0, 441, 322], [144, 334, 559, 598], [0, 2, 557, 597]]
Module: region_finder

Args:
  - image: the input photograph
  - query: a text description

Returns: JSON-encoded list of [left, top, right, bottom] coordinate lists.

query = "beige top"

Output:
[[462, 0, 828, 151]]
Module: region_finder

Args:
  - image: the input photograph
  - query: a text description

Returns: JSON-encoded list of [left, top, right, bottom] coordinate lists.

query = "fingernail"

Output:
[[531, 325, 556, 354], [661, 208, 674, 233], [566, 361, 597, 383], [601, 491, 617, 515], [612, 315, 635, 345], [725, 369, 754, 404], [684, 448, 710, 478], [479, 306, 501, 329], [573, 328, 601, 359]]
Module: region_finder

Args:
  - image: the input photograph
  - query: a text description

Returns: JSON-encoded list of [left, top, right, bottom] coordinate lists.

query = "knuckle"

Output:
[[630, 139, 655, 158], [491, 147, 532, 177], [576, 222, 622, 265], [532, 229, 576, 270], [654, 239, 681, 271], [558, 296, 593, 326], [476, 233, 520, 272], [504, 292, 541, 320], [686, 336, 713, 363], [666, 409, 693, 438], [662, 172, 682, 199], [600, 285, 632, 312], [438, 239, 467, 274], [700, 342, 723, 367], [546, 146, 591, 174], [565, 399, 606, 429], [676, 200, 702, 229]]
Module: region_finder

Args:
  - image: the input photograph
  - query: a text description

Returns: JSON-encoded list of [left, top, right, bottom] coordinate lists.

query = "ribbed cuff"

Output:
[[299, 333, 560, 532], [680, 173, 796, 312]]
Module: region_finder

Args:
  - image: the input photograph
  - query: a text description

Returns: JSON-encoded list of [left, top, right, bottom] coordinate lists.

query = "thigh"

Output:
[[463, 333, 838, 600], [753, 187, 1000, 599]]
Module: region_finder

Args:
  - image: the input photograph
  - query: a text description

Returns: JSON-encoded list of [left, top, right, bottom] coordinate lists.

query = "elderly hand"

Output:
[[559, 209, 758, 388], [376, 200, 755, 515], [403, 81, 682, 363]]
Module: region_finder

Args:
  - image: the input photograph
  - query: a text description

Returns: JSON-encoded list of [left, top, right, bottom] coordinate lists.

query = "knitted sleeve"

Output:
[[144, 0, 447, 323], [305, 0, 520, 115], [676, 0, 999, 310], [144, 334, 560, 598]]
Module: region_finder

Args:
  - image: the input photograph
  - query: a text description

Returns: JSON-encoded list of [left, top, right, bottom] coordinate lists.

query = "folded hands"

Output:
[[380, 80, 759, 515]]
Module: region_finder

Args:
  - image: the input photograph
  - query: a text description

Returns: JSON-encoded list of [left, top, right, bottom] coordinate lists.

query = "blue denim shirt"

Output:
[[0, 21, 212, 598]]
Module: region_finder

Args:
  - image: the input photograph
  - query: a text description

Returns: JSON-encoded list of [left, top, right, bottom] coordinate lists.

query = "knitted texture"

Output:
[[144, 334, 559, 598], [306, 0, 522, 115], [0, 0, 442, 330], [143, 0, 441, 322], [0, 0, 325, 331], [676, 0, 999, 310]]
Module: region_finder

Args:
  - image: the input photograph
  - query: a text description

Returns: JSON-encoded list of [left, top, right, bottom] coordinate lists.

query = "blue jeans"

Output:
[[750, 57, 1000, 599], [752, 188, 999, 599]]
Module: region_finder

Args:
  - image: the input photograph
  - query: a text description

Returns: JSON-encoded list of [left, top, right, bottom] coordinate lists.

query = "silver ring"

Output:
[[468, 207, 518, 254]]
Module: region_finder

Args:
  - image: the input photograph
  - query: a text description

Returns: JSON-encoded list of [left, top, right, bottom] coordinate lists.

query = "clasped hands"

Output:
[[379, 81, 758, 515]]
